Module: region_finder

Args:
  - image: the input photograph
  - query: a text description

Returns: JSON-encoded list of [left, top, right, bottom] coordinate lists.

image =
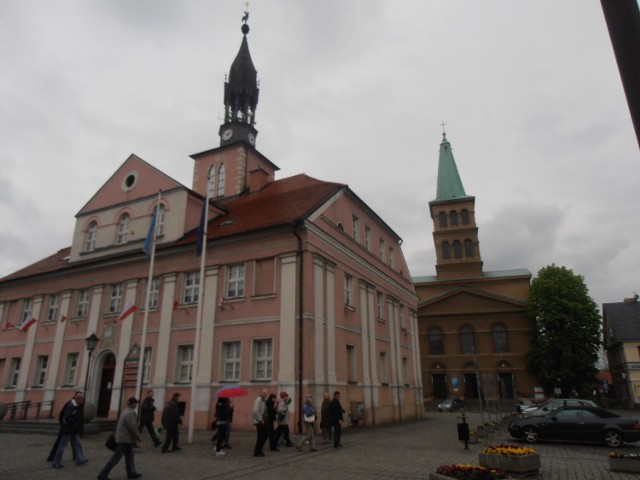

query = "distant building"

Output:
[[0, 18, 422, 430], [414, 132, 537, 408], [603, 294, 640, 407]]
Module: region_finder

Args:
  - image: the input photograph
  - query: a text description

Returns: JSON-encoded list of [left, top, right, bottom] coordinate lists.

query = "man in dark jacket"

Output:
[[138, 389, 161, 446], [51, 391, 88, 468], [161, 392, 182, 452], [329, 391, 345, 449], [47, 391, 82, 462]]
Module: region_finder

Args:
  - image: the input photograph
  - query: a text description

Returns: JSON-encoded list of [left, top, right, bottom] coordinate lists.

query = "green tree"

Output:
[[525, 264, 601, 397]]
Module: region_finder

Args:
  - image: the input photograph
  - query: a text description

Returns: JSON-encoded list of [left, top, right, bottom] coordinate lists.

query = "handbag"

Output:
[[105, 433, 117, 451], [303, 413, 315, 423]]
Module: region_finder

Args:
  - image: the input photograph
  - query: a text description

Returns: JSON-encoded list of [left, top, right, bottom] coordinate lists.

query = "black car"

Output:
[[508, 406, 640, 448]]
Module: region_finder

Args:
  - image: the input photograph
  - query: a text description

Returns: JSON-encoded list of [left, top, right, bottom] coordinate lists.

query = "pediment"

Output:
[[418, 287, 527, 316], [77, 154, 185, 216]]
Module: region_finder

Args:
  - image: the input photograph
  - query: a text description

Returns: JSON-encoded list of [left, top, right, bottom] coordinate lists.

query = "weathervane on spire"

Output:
[[242, 2, 250, 24], [440, 121, 447, 137]]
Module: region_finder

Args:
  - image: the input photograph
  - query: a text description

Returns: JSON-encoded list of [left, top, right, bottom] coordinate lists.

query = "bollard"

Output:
[[457, 413, 470, 450]]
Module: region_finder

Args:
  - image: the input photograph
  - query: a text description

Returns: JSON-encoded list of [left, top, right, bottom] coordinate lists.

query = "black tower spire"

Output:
[[219, 13, 259, 147]]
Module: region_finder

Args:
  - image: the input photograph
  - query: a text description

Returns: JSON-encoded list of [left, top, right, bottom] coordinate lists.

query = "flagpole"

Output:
[[188, 180, 210, 443], [136, 191, 162, 403]]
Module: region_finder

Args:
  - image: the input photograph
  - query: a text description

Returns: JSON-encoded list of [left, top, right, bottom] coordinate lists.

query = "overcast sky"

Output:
[[1, 1, 638, 310]]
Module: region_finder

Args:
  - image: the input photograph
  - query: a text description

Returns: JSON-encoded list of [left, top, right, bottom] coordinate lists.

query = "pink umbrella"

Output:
[[214, 385, 248, 398]]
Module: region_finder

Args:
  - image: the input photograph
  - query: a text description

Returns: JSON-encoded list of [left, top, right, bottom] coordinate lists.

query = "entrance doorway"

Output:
[[498, 372, 515, 399], [97, 353, 115, 417], [432, 373, 448, 399]]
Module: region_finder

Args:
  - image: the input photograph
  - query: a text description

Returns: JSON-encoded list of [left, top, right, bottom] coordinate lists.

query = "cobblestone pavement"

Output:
[[1, 410, 640, 479]]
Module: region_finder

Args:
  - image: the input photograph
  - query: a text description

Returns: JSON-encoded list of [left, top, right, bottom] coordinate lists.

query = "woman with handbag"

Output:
[[295, 394, 318, 452]]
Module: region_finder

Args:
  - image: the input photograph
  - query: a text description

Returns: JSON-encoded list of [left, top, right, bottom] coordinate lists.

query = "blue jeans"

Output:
[[98, 443, 137, 479], [52, 433, 86, 467]]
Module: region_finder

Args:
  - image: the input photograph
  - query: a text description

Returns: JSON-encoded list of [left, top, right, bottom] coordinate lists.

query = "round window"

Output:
[[122, 172, 138, 191]]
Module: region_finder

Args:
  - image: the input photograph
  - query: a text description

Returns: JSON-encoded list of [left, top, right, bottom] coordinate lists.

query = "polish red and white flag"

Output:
[[118, 302, 138, 321], [20, 316, 37, 332]]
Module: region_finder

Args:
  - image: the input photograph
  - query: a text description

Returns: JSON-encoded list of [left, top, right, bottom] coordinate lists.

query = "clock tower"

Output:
[[219, 15, 259, 147]]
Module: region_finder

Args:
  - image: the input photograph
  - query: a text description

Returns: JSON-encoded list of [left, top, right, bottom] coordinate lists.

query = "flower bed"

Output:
[[608, 452, 640, 473], [430, 464, 506, 480], [478, 444, 540, 476]]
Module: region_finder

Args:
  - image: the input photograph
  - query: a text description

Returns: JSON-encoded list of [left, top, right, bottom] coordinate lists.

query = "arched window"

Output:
[[442, 241, 451, 260], [450, 210, 458, 226], [438, 211, 447, 228], [461, 209, 470, 225], [492, 324, 508, 353], [453, 240, 462, 258], [217, 163, 226, 197], [116, 214, 130, 245], [85, 222, 97, 252], [156, 205, 166, 237], [207, 165, 216, 198], [428, 327, 444, 355], [464, 239, 474, 257], [460, 326, 475, 354]]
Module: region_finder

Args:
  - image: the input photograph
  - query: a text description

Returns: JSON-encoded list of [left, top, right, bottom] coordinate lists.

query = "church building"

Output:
[[414, 132, 537, 408], [0, 18, 422, 430]]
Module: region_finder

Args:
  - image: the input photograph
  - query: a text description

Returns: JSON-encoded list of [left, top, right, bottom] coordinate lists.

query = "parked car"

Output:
[[508, 406, 640, 448], [522, 398, 597, 417], [516, 399, 534, 414], [437, 398, 464, 412]]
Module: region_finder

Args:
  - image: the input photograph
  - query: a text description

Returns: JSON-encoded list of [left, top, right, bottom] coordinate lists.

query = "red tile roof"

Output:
[[181, 173, 345, 244], [1, 247, 72, 283]]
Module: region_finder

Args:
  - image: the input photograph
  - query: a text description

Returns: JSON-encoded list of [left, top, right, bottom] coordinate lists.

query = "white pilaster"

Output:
[[313, 256, 325, 384], [44, 291, 71, 402], [194, 266, 219, 413], [15, 296, 43, 401], [278, 253, 297, 383], [326, 263, 336, 385], [154, 273, 177, 390]]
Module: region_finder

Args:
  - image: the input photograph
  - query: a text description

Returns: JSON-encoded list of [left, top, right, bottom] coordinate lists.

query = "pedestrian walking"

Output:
[[252, 389, 269, 457], [161, 392, 182, 452], [51, 391, 87, 468], [295, 394, 318, 452], [97, 397, 142, 480], [330, 391, 345, 448], [266, 393, 279, 451], [138, 389, 161, 447], [213, 397, 232, 456], [47, 391, 82, 462], [320, 391, 333, 444], [274, 391, 293, 447]]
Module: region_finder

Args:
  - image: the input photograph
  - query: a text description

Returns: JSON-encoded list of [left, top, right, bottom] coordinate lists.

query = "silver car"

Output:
[[523, 398, 597, 417], [437, 398, 464, 412]]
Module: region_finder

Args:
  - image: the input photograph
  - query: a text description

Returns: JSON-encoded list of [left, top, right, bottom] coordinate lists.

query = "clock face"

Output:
[[247, 133, 255, 145], [222, 129, 233, 141]]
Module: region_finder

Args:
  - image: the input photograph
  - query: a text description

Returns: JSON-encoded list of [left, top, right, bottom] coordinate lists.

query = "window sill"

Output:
[[344, 304, 355, 312]]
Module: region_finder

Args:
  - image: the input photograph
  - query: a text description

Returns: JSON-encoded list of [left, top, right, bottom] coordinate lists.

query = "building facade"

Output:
[[0, 19, 422, 430], [414, 132, 537, 409], [603, 295, 640, 407]]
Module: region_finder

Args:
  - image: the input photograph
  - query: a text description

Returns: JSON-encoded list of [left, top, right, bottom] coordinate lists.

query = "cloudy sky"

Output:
[[1, 1, 638, 310]]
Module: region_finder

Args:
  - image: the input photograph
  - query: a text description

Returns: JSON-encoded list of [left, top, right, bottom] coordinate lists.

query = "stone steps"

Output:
[[0, 419, 116, 435]]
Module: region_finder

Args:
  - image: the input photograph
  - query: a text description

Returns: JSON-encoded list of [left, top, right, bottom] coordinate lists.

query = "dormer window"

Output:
[[116, 214, 130, 245], [217, 164, 226, 197], [156, 205, 166, 236], [86, 221, 97, 252], [207, 166, 216, 198]]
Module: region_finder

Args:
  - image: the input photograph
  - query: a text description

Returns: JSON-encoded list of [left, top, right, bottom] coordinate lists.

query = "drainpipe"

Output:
[[293, 221, 304, 434]]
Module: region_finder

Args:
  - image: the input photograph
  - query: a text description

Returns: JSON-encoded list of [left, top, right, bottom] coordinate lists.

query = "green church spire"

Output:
[[435, 132, 468, 201]]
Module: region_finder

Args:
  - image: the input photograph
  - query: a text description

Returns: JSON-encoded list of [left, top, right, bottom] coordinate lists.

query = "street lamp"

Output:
[[83, 333, 100, 398]]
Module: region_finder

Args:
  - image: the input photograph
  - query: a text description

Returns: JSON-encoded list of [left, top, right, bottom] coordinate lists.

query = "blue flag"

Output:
[[143, 210, 157, 259], [196, 200, 206, 256]]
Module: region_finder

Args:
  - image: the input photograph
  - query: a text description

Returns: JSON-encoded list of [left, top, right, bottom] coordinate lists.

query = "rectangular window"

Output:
[[379, 238, 386, 262], [156, 205, 165, 237], [221, 341, 241, 381], [352, 214, 360, 242], [46, 294, 59, 323], [347, 345, 356, 383], [76, 289, 89, 318], [364, 225, 372, 251], [183, 272, 200, 304], [8, 357, 21, 387], [402, 357, 409, 386], [63, 353, 79, 385], [142, 347, 152, 384], [108, 284, 123, 314], [344, 274, 353, 307], [380, 351, 388, 384], [252, 339, 273, 380], [21, 299, 33, 323], [399, 304, 405, 329], [226, 264, 245, 298], [143, 277, 160, 309], [389, 245, 395, 268], [176, 345, 194, 383], [33, 355, 49, 387], [377, 292, 385, 320]]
